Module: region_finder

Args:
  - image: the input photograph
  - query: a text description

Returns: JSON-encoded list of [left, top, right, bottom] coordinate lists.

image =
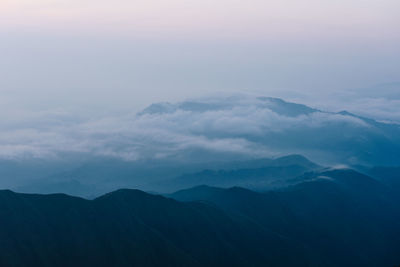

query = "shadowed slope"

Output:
[[0, 189, 312, 267], [171, 169, 400, 266]]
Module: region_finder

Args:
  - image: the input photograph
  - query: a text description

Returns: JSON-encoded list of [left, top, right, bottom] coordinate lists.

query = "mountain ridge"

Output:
[[2, 167, 400, 266]]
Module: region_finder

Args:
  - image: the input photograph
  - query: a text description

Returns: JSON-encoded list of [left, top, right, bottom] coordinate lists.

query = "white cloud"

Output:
[[0, 95, 382, 163]]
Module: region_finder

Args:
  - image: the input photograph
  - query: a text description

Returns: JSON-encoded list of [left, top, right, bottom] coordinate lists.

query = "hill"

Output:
[[0, 189, 312, 267], [171, 169, 400, 266]]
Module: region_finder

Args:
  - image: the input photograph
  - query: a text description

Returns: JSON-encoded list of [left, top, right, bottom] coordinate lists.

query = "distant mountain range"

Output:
[[1, 168, 400, 266], [161, 154, 321, 191], [1, 95, 399, 197], [13, 154, 320, 197], [139, 96, 400, 166]]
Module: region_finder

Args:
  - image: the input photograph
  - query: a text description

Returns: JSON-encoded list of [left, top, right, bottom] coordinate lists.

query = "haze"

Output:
[[1, 0, 399, 111]]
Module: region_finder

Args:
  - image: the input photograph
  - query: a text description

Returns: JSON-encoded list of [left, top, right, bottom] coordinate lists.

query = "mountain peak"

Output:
[[138, 95, 319, 117]]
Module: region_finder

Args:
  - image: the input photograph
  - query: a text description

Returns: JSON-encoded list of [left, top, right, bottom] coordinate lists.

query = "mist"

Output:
[[0, 0, 399, 193]]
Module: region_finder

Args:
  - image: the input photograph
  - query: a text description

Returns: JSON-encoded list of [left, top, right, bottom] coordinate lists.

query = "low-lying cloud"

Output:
[[1, 94, 393, 166]]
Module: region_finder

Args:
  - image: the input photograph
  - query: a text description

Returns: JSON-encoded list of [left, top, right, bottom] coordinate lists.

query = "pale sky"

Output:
[[0, 0, 399, 111], [1, 0, 399, 39], [0, 0, 399, 167]]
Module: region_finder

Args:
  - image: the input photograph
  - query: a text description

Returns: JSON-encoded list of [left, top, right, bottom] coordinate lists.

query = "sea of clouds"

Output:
[[0, 95, 378, 163]]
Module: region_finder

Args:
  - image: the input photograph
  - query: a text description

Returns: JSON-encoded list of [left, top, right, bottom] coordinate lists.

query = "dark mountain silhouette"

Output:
[[0, 189, 313, 267], [2, 165, 400, 266], [367, 166, 400, 194], [2, 168, 400, 266], [171, 169, 400, 266]]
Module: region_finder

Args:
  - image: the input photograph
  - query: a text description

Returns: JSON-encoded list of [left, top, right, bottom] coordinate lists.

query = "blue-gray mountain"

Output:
[[139, 96, 400, 166], [2, 95, 400, 197], [13, 155, 320, 197]]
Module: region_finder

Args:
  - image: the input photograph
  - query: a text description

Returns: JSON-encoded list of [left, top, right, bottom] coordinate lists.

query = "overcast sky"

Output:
[[1, 0, 399, 112]]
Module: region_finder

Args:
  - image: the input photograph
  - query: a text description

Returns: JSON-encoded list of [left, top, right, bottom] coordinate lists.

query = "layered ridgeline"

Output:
[[2, 96, 399, 197], [1, 168, 400, 266], [12, 154, 320, 197]]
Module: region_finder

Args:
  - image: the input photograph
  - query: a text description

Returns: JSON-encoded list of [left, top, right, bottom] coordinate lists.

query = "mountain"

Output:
[[138, 96, 400, 166], [2, 168, 400, 266], [163, 154, 320, 191], [140, 96, 318, 117], [367, 166, 400, 193], [3, 95, 400, 196], [0, 189, 313, 267], [171, 169, 400, 266], [13, 154, 320, 197]]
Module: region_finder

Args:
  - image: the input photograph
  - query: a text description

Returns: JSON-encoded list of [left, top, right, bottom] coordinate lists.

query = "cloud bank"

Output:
[[1, 95, 397, 166]]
